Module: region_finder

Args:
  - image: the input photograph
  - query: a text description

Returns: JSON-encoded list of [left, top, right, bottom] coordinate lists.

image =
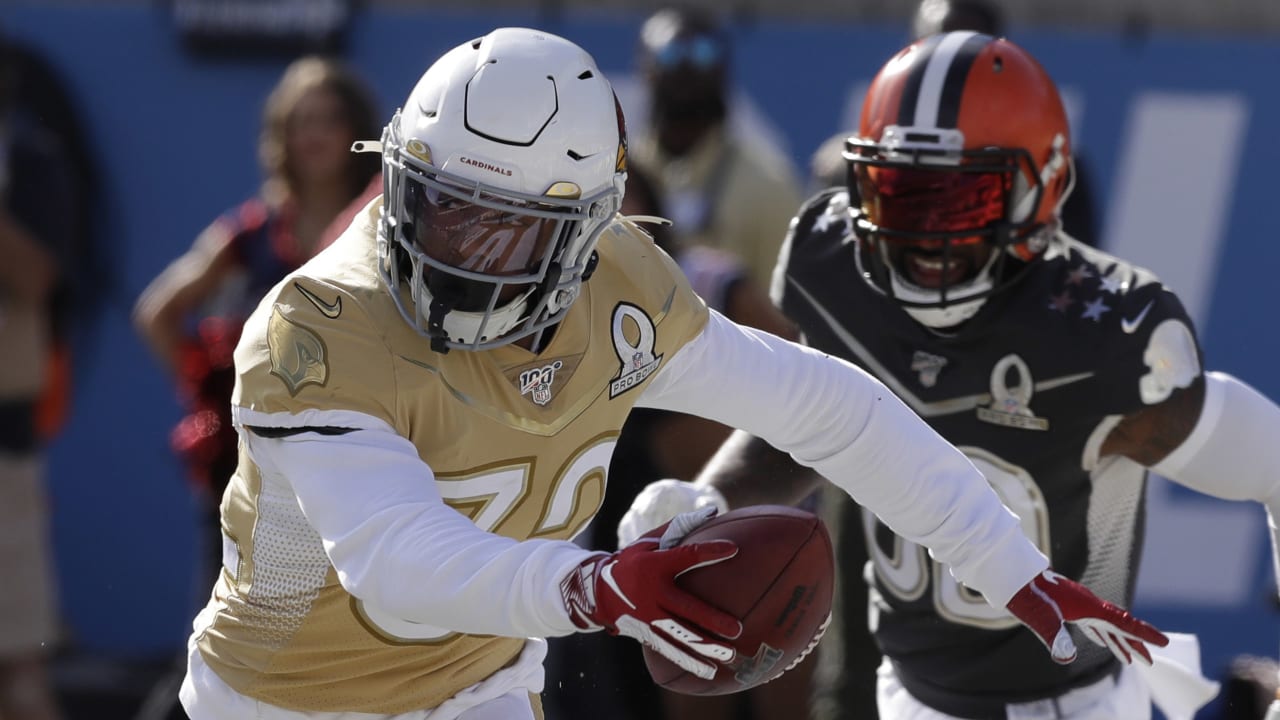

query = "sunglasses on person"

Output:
[[652, 35, 725, 69]]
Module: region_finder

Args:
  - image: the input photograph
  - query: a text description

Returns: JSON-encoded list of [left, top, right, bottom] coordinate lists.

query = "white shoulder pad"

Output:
[[1140, 319, 1200, 405]]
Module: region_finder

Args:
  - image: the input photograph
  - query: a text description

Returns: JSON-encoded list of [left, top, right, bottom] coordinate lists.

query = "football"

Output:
[[643, 505, 834, 695]]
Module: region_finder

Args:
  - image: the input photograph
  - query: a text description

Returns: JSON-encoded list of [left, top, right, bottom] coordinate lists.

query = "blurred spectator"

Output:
[[130, 54, 378, 720], [133, 56, 379, 577], [2, 24, 106, 399], [542, 161, 803, 720], [810, 0, 1101, 248], [633, 6, 803, 290], [0, 29, 79, 720], [910, 0, 1004, 37], [1218, 655, 1278, 720], [316, 174, 380, 253]]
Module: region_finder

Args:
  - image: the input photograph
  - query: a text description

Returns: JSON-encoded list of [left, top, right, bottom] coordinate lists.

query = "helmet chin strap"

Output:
[[426, 288, 461, 354], [426, 284, 537, 354], [886, 243, 1002, 329], [902, 295, 988, 329]]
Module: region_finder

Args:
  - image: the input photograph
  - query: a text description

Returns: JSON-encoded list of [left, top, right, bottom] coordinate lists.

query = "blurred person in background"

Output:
[[619, 31, 1280, 720], [1220, 655, 1279, 719], [131, 55, 378, 720], [133, 55, 380, 583], [542, 161, 802, 720], [909, 0, 1004, 39], [633, 6, 802, 290], [0, 28, 79, 720], [628, 16, 813, 714]]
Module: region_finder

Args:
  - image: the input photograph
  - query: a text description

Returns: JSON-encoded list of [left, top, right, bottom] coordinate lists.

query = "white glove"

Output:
[[617, 479, 729, 548]]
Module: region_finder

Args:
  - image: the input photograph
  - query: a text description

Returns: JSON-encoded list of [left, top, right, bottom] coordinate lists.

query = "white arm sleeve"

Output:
[[636, 310, 1048, 607], [1152, 371, 1280, 592], [235, 406, 593, 639]]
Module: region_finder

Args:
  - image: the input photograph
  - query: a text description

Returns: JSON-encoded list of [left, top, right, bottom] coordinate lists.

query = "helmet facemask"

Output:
[[376, 119, 620, 353], [847, 31, 1075, 329], [846, 132, 1058, 328]]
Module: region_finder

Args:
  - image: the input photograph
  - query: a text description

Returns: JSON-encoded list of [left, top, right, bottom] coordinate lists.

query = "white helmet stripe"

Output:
[[913, 30, 979, 128]]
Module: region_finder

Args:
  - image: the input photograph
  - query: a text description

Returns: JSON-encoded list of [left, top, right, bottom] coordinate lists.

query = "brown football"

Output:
[[643, 505, 834, 695]]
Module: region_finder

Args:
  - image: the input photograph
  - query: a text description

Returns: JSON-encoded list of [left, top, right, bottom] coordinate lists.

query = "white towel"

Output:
[[1133, 632, 1220, 720]]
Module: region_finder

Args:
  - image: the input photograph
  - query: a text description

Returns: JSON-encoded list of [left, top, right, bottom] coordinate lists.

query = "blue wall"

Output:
[[2, 3, 1275, 711]]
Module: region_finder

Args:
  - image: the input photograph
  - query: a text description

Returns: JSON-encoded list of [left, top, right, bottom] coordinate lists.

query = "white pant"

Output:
[[180, 616, 545, 720], [875, 658, 1151, 720]]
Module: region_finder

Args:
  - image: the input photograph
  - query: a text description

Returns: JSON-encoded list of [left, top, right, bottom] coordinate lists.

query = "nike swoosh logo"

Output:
[[1121, 300, 1153, 334], [788, 277, 1094, 416], [294, 282, 342, 319], [600, 563, 637, 610]]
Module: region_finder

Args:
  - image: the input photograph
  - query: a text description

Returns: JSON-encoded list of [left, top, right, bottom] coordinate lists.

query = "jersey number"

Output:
[[862, 447, 1050, 629], [357, 437, 616, 642]]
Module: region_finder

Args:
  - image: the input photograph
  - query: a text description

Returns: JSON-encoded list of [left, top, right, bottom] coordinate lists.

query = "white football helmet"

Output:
[[371, 27, 627, 352]]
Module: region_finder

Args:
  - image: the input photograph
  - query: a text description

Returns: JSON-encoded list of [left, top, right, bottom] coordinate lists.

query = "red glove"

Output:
[[560, 507, 742, 679], [1007, 570, 1169, 665]]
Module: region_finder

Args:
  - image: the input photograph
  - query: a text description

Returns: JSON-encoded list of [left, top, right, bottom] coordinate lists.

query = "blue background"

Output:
[[2, 2, 1275, 714]]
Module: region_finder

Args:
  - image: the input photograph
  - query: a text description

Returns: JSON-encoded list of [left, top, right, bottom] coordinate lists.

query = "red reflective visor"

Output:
[[407, 183, 562, 277], [857, 165, 1009, 240]]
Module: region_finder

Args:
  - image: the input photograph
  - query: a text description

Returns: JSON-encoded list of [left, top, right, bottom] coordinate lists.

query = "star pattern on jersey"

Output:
[[812, 204, 851, 235], [1047, 255, 1126, 322], [1081, 296, 1110, 321], [1098, 271, 1125, 295], [1066, 265, 1093, 285], [1049, 290, 1075, 313]]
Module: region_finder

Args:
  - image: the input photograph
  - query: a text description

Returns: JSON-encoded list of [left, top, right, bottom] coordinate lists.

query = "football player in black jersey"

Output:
[[620, 32, 1280, 720]]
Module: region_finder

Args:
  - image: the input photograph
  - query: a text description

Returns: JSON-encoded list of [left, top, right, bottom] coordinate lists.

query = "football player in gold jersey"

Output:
[[179, 28, 1166, 720]]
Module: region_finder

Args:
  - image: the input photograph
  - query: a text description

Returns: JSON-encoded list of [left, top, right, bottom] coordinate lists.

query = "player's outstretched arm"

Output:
[[634, 310, 1046, 608], [624, 311, 1172, 666]]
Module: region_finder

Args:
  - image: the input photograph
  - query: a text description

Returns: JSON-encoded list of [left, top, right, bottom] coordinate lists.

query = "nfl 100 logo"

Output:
[[519, 361, 563, 406]]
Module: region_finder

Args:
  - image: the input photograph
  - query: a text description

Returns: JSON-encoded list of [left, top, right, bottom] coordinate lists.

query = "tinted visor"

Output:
[[857, 165, 1009, 242], [406, 180, 563, 277]]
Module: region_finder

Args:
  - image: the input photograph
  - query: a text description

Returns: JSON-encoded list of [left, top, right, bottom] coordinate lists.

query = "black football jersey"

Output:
[[775, 189, 1202, 716]]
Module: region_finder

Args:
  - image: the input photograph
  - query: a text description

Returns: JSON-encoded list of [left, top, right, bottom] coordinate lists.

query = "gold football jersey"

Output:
[[194, 203, 708, 714]]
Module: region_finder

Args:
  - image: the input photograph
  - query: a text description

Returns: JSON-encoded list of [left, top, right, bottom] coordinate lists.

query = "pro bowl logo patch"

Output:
[[976, 353, 1050, 431], [519, 361, 562, 406], [609, 303, 662, 398]]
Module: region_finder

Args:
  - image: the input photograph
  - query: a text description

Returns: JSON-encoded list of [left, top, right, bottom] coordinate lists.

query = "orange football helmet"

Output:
[[844, 32, 1072, 328]]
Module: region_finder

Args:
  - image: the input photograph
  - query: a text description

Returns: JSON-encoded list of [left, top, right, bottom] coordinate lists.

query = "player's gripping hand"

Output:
[[1007, 570, 1169, 666], [617, 479, 729, 547], [562, 507, 742, 680]]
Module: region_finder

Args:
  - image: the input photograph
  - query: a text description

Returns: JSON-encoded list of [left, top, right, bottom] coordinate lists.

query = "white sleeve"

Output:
[[636, 310, 1048, 607], [1152, 371, 1280, 592], [234, 406, 594, 639]]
